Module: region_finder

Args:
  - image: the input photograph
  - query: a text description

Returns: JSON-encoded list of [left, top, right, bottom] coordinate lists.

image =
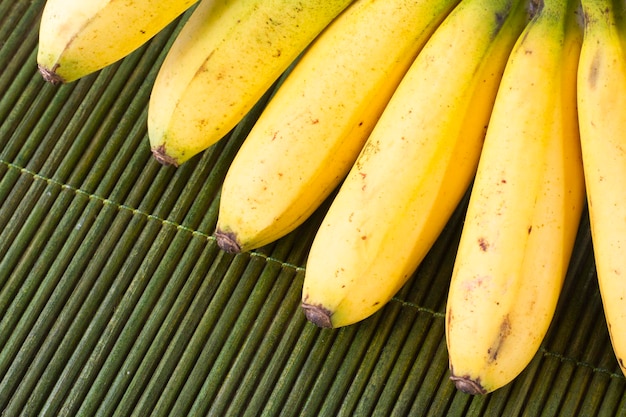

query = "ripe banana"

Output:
[[147, 0, 355, 167], [445, 0, 585, 395], [577, 0, 626, 375], [300, 0, 530, 329], [213, 0, 461, 254], [37, 0, 199, 84]]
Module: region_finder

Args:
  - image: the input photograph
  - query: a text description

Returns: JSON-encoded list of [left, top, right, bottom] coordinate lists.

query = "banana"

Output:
[[300, 0, 530, 329], [213, 0, 461, 254], [147, 0, 355, 167], [445, 0, 585, 395], [37, 0, 199, 84], [577, 0, 626, 375]]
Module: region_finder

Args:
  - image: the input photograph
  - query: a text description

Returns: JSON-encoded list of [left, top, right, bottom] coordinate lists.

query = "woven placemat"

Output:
[[0, 1, 624, 415]]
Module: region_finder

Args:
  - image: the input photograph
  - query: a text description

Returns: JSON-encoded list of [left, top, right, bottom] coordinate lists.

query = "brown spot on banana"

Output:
[[487, 315, 512, 363], [588, 50, 601, 89], [478, 237, 489, 251]]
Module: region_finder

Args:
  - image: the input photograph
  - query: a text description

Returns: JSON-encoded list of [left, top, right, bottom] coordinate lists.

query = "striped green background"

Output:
[[1, 1, 624, 415]]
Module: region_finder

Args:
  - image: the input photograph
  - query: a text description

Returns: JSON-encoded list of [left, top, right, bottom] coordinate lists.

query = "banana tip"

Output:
[[215, 229, 242, 254], [37, 64, 65, 85], [151, 145, 179, 167], [301, 302, 333, 328], [449, 374, 488, 395]]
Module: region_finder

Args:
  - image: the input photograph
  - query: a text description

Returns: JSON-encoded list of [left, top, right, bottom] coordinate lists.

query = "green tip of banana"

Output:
[[37, 64, 65, 85], [301, 302, 333, 328], [151, 145, 180, 167], [449, 374, 487, 395], [215, 229, 242, 254]]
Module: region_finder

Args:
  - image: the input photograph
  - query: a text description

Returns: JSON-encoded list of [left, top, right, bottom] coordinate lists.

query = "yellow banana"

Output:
[[147, 0, 355, 167], [445, 0, 585, 395], [37, 0, 199, 84], [577, 0, 626, 375], [214, 0, 461, 254], [300, 0, 530, 329]]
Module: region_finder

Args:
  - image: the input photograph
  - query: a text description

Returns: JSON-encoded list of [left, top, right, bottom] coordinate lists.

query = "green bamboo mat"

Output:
[[1, 1, 625, 416]]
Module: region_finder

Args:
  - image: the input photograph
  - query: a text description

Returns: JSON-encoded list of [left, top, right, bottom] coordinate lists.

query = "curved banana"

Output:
[[300, 0, 530, 329], [147, 0, 354, 167], [445, 0, 585, 395], [37, 0, 199, 84], [577, 0, 626, 376], [214, 0, 461, 254]]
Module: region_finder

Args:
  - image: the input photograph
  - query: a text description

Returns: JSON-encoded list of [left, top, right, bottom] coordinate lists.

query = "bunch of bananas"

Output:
[[36, 0, 626, 395]]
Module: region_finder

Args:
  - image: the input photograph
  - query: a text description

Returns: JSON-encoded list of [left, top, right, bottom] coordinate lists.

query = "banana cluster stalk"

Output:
[[445, 0, 585, 395], [577, 0, 626, 376], [146, 0, 355, 167], [300, 0, 530, 329], [37, 0, 199, 84], [213, 0, 461, 254]]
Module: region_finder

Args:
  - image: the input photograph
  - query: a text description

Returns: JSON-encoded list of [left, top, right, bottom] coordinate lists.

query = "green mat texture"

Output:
[[1, 1, 625, 416]]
